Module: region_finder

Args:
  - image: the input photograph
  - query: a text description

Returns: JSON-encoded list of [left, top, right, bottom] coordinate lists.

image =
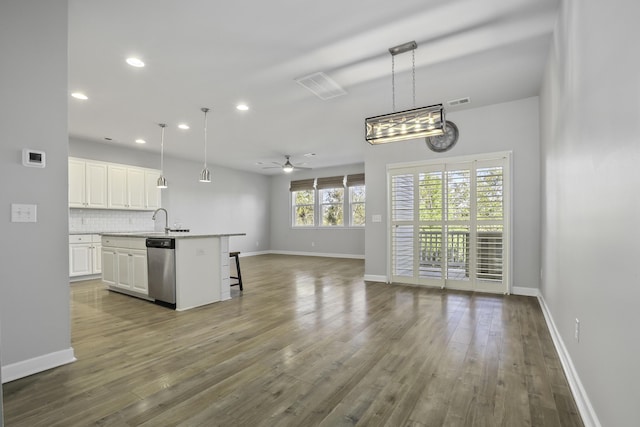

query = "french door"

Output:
[[389, 154, 510, 294]]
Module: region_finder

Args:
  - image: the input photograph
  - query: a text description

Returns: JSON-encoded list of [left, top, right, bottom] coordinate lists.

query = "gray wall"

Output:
[[0, 0, 71, 371], [364, 97, 541, 290], [540, 0, 640, 425], [69, 138, 271, 254], [270, 164, 365, 257]]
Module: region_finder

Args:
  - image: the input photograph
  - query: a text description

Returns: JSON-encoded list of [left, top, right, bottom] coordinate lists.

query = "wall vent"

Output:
[[447, 97, 471, 106], [295, 72, 347, 100]]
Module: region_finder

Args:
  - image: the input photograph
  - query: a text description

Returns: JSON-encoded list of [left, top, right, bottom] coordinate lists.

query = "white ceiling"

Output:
[[68, 0, 559, 174]]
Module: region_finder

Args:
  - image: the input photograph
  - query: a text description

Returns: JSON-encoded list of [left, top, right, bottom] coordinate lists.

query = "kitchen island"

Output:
[[101, 232, 245, 311]]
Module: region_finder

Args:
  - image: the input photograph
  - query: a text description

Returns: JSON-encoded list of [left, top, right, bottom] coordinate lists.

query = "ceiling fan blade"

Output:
[[262, 166, 283, 169], [293, 166, 312, 170]]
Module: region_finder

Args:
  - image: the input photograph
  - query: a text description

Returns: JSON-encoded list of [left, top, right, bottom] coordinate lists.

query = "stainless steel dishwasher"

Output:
[[146, 237, 176, 306]]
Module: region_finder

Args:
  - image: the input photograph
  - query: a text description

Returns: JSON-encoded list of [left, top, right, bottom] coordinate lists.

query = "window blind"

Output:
[[316, 176, 345, 189], [346, 173, 365, 187], [289, 179, 315, 192]]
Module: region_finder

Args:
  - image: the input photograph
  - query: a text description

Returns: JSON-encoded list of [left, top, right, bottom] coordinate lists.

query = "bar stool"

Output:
[[229, 251, 243, 291]]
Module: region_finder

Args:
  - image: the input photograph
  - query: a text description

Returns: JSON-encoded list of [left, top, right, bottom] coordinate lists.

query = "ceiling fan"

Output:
[[262, 155, 311, 173]]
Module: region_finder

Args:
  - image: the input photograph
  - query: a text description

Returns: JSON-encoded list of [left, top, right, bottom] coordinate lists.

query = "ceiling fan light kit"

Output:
[[365, 40, 448, 145], [263, 155, 311, 173]]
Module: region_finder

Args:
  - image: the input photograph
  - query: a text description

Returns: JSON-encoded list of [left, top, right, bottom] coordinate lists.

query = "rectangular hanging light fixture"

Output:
[[365, 40, 446, 145], [365, 103, 445, 145]]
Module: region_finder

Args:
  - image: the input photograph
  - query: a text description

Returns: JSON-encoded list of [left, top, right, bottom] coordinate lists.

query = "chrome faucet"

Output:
[[152, 208, 170, 234]]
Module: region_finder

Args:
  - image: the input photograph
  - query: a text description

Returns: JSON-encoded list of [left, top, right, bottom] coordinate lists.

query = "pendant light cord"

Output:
[[391, 45, 417, 111], [412, 48, 416, 108], [391, 54, 396, 112], [160, 124, 165, 172], [203, 108, 208, 168]]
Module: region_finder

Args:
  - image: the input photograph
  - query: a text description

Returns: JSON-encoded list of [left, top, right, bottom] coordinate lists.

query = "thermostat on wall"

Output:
[[22, 149, 46, 168]]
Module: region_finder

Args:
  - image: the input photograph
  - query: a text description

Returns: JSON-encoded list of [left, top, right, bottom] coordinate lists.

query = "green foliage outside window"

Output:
[[350, 186, 366, 226], [293, 190, 314, 226], [321, 188, 344, 226]]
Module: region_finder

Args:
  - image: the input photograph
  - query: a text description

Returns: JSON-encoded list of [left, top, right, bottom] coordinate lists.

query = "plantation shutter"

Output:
[[391, 173, 415, 279], [476, 165, 504, 285], [388, 155, 509, 294]]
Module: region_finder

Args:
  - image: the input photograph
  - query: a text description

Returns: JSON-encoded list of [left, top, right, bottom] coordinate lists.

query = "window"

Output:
[[317, 176, 345, 227], [291, 179, 315, 227], [388, 154, 509, 294], [290, 174, 365, 228], [347, 173, 366, 226]]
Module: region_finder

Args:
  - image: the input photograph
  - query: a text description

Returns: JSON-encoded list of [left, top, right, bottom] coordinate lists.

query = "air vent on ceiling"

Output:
[[447, 97, 471, 106], [295, 72, 347, 100]]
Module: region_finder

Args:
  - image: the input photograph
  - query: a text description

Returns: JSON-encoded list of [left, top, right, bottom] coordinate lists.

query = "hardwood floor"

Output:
[[3, 255, 582, 426]]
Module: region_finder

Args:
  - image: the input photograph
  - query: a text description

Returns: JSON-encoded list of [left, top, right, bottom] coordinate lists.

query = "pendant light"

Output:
[[199, 107, 211, 182], [157, 123, 168, 188], [365, 41, 445, 144]]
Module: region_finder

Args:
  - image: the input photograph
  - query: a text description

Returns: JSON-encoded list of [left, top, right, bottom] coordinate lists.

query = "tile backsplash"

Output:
[[69, 209, 156, 233]]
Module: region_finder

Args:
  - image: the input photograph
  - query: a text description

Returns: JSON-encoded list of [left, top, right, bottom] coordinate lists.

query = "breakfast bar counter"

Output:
[[101, 232, 245, 311]]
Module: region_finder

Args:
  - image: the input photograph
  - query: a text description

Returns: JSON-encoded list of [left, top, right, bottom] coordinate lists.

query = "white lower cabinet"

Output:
[[102, 237, 148, 296], [102, 247, 117, 286], [69, 234, 102, 277]]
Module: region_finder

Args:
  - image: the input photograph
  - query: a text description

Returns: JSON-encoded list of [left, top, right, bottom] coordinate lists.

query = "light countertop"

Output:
[[100, 232, 245, 239]]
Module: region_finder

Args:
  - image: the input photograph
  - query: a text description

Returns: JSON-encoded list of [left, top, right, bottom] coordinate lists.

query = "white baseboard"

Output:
[[268, 250, 364, 260], [511, 286, 540, 297], [537, 295, 601, 427], [70, 274, 100, 283], [2, 347, 76, 383], [236, 250, 271, 257], [363, 274, 388, 283]]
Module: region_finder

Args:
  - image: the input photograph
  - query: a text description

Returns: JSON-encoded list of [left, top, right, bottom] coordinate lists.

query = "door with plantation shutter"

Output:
[[388, 154, 509, 294]]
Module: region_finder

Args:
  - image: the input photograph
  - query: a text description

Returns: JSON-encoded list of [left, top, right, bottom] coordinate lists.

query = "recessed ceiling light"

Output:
[[126, 57, 145, 67], [236, 104, 249, 111], [71, 92, 88, 100], [303, 153, 316, 158], [135, 139, 146, 144], [178, 124, 190, 130], [104, 137, 113, 141], [255, 161, 264, 165]]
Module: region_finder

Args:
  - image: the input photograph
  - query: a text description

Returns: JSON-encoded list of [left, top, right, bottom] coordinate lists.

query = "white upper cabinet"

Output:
[[86, 162, 108, 208], [108, 164, 128, 209], [144, 170, 161, 210], [128, 168, 146, 210], [69, 158, 108, 208], [70, 157, 160, 211]]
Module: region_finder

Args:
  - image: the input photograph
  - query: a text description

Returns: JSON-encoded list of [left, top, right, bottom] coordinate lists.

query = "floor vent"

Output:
[[447, 97, 471, 106], [295, 72, 347, 100]]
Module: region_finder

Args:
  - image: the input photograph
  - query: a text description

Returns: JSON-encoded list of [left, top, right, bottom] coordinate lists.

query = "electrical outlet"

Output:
[[575, 318, 580, 342], [256, 241, 259, 247], [311, 241, 315, 247]]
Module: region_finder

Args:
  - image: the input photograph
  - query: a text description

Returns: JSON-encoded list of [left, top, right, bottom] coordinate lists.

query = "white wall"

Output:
[[540, 1, 640, 426], [270, 164, 365, 257], [69, 138, 271, 254], [162, 156, 270, 254], [0, 0, 74, 379], [364, 97, 541, 289]]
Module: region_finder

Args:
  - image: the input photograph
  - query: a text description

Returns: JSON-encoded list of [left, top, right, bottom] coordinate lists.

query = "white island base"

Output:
[[102, 233, 243, 311], [174, 236, 231, 311]]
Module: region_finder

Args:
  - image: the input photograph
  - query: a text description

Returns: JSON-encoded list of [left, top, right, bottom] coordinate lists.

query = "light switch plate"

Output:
[[372, 214, 382, 223], [11, 203, 37, 222]]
